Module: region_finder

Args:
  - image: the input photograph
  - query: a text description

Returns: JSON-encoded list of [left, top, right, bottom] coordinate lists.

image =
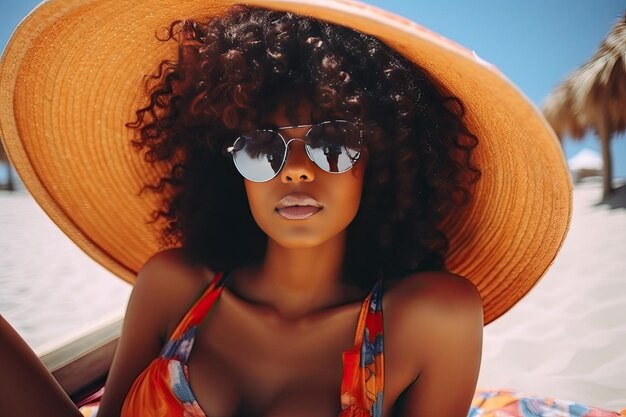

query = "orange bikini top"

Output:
[[121, 271, 384, 417]]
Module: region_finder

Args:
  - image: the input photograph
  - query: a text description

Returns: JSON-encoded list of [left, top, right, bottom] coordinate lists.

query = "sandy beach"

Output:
[[0, 186, 131, 352], [1, 178, 625, 411], [478, 179, 626, 411]]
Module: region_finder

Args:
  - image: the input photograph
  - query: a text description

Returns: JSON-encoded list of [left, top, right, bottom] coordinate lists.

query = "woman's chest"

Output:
[[185, 300, 362, 417]]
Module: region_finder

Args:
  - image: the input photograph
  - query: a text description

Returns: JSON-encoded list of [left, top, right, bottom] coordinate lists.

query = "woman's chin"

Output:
[[266, 228, 345, 251]]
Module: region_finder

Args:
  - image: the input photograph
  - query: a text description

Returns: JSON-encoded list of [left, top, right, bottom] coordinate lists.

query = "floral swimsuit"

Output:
[[120, 271, 385, 417]]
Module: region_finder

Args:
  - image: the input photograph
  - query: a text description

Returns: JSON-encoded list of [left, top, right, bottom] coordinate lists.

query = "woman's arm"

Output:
[[387, 272, 484, 417], [0, 315, 83, 417]]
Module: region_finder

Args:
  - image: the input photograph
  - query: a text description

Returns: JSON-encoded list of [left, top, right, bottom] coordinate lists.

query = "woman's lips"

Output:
[[276, 193, 323, 220], [276, 205, 322, 219]]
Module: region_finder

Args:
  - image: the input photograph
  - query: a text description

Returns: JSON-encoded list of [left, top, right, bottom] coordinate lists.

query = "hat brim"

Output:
[[0, 0, 572, 324]]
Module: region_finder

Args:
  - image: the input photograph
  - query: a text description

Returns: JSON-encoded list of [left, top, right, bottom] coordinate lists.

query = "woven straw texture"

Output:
[[0, 0, 572, 324]]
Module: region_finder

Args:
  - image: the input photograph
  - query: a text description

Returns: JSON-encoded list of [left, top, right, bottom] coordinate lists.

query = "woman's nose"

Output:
[[280, 139, 316, 183]]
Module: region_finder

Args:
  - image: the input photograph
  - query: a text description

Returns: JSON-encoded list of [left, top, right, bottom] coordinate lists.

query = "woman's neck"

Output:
[[230, 231, 363, 320]]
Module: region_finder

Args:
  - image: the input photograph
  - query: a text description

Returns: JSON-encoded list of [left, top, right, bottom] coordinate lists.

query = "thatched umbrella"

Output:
[[543, 12, 626, 200]]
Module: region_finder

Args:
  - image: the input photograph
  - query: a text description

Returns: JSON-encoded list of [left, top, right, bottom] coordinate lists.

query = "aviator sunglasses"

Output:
[[227, 120, 364, 182]]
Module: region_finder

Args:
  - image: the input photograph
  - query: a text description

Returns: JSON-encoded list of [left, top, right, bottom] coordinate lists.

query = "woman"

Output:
[[99, 7, 485, 416], [0, 1, 572, 417]]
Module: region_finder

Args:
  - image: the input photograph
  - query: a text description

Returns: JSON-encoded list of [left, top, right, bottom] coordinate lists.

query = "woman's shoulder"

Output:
[[131, 248, 216, 336], [383, 270, 483, 365], [384, 270, 482, 321], [382, 271, 483, 407], [96, 249, 215, 416], [135, 248, 214, 292]]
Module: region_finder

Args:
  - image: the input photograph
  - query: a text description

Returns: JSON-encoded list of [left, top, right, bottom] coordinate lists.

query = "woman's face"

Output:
[[243, 101, 367, 249]]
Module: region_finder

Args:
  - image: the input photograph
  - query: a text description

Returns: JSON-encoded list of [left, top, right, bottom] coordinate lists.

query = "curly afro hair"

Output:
[[128, 5, 481, 289]]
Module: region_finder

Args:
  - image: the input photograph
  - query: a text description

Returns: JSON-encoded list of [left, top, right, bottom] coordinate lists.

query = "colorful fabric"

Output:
[[82, 389, 626, 417], [118, 271, 385, 417], [339, 279, 384, 417], [469, 389, 626, 417], [80, 405, 98, 417]]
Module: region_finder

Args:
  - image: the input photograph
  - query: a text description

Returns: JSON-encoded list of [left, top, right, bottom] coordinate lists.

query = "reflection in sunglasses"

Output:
[[227, 120, 363, 182]]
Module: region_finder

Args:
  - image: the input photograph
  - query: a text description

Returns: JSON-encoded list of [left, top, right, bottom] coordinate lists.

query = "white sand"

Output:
[[478, 179, 626, 411], [1, 178, 625, 410], [0, 190, 131, 353]]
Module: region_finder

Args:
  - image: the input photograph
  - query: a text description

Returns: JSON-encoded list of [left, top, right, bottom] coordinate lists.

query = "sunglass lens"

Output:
[[306, 121, 361, 173], [231, 131, 286, 182]]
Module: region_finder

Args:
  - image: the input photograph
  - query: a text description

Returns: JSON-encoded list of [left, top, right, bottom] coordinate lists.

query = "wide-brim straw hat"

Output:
[[0, 0, 572, 324]]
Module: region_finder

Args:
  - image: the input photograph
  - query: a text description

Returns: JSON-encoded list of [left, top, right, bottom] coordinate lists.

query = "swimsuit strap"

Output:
[[160, 271, 228, 362], [340, 279, 384, 416]]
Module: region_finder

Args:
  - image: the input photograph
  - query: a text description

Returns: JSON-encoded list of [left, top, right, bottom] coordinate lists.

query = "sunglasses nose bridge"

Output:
[[280, 137, 316, 183], [283, 137, 312, 163], [284, 137, 306, 147]]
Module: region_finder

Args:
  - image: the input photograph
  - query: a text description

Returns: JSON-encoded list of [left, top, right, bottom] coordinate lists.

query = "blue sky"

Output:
[[2, 0, 625, 177]]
